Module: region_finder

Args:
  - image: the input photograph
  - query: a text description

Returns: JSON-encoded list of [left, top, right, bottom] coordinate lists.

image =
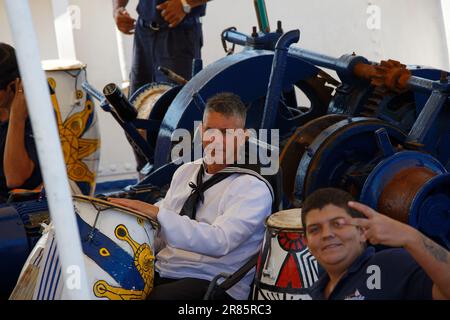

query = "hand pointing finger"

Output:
[[348, 201, 378, 218]]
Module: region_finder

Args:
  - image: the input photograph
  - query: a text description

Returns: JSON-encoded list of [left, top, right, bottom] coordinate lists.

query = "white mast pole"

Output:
[[4, 0, 90, 299], [51, 0, 77, 60], [115, 29, 131, 89]]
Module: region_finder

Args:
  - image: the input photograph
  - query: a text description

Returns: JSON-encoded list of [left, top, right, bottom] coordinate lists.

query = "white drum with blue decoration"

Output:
[[10, 195, 158, 300], [253, 209, 319, 300], [42, 60, 100, 196]]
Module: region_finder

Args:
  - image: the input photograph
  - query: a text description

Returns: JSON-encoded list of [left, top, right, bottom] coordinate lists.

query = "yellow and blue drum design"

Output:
[[42, 60, 100, 196], [11, 196, 159, 300]]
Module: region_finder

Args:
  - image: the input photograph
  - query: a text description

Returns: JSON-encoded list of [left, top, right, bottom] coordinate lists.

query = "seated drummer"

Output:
[[301, 188, 450, 300], [110, 92, 273, 300], [0, 43, 42, 202]]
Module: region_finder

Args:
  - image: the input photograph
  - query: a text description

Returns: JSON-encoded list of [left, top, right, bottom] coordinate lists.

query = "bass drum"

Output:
[[10, 195, 159, 300]]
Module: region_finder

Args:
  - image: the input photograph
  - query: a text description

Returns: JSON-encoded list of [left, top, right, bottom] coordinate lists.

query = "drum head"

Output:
[[266, 208, 303, 231], [132, 83, 174, 121], [73, 195, 159, 229], [41, 59, 86, 71]]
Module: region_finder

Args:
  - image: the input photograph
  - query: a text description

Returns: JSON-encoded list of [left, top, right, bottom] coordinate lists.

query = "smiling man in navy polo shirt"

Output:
[[301, 188, 450, 300]]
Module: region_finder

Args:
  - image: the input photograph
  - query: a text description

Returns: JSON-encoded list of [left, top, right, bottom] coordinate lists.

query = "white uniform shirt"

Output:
[[155, 159, 272, 299]]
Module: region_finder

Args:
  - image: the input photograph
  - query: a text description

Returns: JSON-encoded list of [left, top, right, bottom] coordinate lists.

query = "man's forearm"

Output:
[[404, 229, 450, 299]]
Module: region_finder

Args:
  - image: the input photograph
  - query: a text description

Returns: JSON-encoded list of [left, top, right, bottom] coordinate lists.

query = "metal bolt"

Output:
[[276, 21, 283, 33], [252, 26, 258, 38], [440, 71, 448, 83]]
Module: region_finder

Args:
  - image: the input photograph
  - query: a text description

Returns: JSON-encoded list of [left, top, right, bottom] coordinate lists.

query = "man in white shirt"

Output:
[[110, 92, 273, 300]]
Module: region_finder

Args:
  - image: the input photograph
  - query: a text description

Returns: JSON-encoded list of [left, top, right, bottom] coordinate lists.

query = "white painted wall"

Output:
[[1, 0, 449, 183]]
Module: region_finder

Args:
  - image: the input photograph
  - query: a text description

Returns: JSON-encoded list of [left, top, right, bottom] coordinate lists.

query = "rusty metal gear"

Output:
[[357, 86, 417, 132]]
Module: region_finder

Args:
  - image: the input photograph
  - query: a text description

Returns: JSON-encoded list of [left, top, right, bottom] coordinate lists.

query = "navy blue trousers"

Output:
[[148, 272, 234, 300], [130, 17, 203, 96], [129, 17, 203, 170]]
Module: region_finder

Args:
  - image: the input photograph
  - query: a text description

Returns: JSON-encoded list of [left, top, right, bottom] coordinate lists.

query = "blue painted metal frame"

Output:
[[261, 30, 300, 129], [288, 47, 369, 85], [409, 173, 450, 248], [152, 49, 323, 169], [82, 81, 156, 163], [359, 151, 447, 209], [406, 74, 450, 167], [138, 160, 180, 192], [95, 179, 139, 195], [0, 205, 30, 297], [221, 28, 283, 51], [294, 118, 406, 200], [0, 199, 50, 298]]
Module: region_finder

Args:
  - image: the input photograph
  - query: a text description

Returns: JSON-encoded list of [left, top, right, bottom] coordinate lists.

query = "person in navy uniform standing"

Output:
[[113, 0, 209, 96], [301, 188, 450, 300]]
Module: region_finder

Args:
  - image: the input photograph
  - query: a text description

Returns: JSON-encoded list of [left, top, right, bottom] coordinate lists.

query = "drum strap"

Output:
[[179, 163, 275, 220], [216, 253, 259, 291], [255, 229, 272, 283]]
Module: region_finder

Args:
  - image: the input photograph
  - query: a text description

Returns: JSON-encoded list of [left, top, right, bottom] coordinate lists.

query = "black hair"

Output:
[[301, 188, 366, 228], [204, 92, 247, 123], [0, 43, 19, 90]]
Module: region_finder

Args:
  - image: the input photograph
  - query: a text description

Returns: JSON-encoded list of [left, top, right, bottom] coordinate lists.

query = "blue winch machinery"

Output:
[[1, 0, 449, 298], [83, 17, 450, 249], [0, 198, 49, 298]]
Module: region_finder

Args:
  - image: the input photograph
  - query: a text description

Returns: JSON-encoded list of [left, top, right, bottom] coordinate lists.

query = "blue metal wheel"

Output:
[[410, 173, 450, 249], [360, 151, 447, 210], [294, 117, 406, 202]]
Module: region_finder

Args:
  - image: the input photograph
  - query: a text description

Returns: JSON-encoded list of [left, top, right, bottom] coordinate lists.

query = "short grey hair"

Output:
[[203, 92, 247, 123]]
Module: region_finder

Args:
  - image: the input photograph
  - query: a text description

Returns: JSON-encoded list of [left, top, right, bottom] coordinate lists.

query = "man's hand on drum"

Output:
[[108, 198, 159, 220], [347, 201, 419, 248]]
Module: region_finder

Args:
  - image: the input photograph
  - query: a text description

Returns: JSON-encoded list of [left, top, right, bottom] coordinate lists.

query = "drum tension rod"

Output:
[[262, 230, 278, 277], [85, 201, 111, 243]]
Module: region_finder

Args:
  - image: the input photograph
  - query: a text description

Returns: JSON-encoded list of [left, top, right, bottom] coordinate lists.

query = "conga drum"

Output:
[[42, 60, 100, 196], [253, 209, 319, 300], [10, 195, 159, 300]]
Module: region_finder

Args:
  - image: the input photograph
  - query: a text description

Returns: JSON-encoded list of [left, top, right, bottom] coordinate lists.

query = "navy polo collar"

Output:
[[310, 246, 376, 299], [347, 246, 376, 274]]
